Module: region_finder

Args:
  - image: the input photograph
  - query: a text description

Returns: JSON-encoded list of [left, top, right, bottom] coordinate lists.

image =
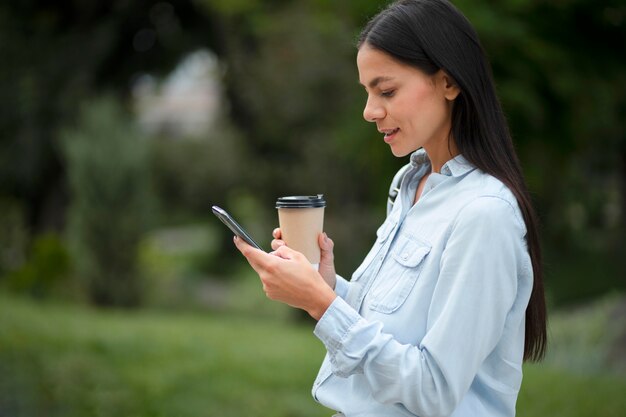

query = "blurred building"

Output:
[[133, 49, 222, 138]]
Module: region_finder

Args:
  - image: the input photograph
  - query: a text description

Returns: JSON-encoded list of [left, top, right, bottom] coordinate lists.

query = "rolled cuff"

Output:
[[314, 296, 361, 354]]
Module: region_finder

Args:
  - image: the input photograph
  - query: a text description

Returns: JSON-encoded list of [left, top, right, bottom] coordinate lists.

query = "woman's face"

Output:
[[357, 44, 459, 158]]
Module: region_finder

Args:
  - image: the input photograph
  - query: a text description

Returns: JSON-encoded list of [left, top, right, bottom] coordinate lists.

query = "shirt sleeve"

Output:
[[334, 274, 350, 299], [314, 196, 527, 417]]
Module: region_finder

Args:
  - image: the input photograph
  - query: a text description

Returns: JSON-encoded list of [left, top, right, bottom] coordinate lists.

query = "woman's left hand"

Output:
[[233, 237, 337, 320]]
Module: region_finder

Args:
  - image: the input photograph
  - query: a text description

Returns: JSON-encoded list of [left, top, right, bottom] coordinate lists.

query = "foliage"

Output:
[[0, 0, 212, 232], [138, 222, 227, 308], [1, 293, 625, 417], [0, 197, 29, 276], [3, 233, 71, 299], [62, 97, 156, 307], [543, 293, 626, 374], [0, 0, 624, 306], [149, 133, 247, 217]]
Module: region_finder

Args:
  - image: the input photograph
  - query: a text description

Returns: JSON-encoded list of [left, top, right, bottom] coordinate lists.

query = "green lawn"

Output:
[[1, 293, 625, 417], [518, 365, 626, 417], [0, 294, 331, 417]]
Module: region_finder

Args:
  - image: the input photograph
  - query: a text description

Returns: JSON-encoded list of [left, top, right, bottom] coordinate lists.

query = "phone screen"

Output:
[[211, 206, 262, 250]]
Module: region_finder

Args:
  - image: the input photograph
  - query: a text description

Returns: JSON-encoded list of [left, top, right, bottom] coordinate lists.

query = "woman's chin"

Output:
[[389, 145, 413, 158]]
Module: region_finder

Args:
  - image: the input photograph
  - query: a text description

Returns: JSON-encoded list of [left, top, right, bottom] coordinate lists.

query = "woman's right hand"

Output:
[[271, 228, 337, 290]]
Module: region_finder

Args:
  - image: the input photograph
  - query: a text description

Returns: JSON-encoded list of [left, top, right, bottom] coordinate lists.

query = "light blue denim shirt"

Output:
[[312, 149, 533, 417]]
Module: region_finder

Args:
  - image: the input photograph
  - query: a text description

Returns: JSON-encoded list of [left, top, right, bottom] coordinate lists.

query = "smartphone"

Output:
[[211, 205, 262, 250]]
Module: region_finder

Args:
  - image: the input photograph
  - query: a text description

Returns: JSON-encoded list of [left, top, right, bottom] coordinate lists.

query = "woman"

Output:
[[234, 0, 547, 416]]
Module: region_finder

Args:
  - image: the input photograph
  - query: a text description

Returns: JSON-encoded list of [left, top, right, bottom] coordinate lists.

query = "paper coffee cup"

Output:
[[276, 195, 326, 265]]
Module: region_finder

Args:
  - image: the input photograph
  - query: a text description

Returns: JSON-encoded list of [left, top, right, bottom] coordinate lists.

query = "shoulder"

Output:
[[455, 171, 526, 234]]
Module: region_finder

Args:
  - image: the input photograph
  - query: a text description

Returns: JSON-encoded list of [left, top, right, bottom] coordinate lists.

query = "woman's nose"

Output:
[[363, 97, 385, 122]]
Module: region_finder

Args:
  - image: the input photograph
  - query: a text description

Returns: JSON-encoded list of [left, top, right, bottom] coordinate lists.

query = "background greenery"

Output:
[[0, 0, 624, 415], [1, 292, 625, 416]]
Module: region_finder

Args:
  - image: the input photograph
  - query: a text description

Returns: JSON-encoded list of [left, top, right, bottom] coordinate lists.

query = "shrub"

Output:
[[4, 233, 70, 298], [62, 96, 156, 307], [0, 197, 29, 277]]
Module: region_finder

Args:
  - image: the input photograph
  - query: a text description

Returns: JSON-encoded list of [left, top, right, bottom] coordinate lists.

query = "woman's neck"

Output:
[[424, 140, 460, 173]]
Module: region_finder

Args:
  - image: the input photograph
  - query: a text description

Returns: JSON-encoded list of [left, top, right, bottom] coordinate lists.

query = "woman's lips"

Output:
[[382, 128, 400, 143]]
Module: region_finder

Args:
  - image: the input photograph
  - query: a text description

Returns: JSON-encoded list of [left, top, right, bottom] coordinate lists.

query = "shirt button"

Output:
[[401, 253, 409, 260]]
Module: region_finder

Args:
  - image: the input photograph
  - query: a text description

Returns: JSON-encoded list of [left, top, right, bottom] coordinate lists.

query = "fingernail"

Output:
[[324, 232, 328, 242]]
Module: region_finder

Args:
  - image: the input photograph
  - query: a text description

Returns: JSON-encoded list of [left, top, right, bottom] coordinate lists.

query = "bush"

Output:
[[4, 233, 70, 298], [0, 197, 29, 277], [62, 96, 156, 307]]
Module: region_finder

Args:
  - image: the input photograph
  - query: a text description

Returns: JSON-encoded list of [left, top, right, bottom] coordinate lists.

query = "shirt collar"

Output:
[[409, 148, 474, 177]]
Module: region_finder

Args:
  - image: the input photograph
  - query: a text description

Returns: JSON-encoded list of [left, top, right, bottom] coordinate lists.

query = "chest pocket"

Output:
[[368, 233, 431, 314], [352, 217, 397, 283]]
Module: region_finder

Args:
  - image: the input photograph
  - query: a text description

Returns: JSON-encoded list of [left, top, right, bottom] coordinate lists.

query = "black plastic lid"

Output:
[[276, 194, 326, 208]]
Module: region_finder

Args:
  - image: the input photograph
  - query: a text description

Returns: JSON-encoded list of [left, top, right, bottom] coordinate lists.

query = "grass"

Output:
[[0, 293, 331, 417], [518, 365, 626, 417], [1, 292, 625, 417]]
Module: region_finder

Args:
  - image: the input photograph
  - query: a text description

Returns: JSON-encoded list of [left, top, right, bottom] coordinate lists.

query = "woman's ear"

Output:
[[439, 70, 461, 101]]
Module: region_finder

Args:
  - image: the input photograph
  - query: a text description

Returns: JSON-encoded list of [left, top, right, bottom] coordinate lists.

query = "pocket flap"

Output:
[[393, 237, 431, 267]]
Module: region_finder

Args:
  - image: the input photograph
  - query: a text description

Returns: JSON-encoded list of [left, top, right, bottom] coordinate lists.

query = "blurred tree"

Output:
[[0, 0, 214, 234], [1, 0, 624, 306], [62, 97, 155, 307]]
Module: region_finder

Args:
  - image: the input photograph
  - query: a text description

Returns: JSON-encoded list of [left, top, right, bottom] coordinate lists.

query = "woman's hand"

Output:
[[271, 228, 337, 290], [234, 236, 336, 320]]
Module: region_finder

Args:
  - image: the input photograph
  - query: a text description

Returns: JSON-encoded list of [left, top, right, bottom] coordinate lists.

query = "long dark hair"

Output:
[[359, 0, 546, 362]]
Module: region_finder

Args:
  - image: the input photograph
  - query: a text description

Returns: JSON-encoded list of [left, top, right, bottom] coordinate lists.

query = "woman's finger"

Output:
[[272, 244, 298, 260], [319, 232, 334, 253], [233, 236, 269, 273], [272, 228, 282, 239], [271, 239, 286, 251], [319, 233, 335, 265]]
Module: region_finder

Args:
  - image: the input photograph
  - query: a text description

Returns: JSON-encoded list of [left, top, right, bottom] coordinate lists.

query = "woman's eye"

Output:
[[381, 90, 395, 98]]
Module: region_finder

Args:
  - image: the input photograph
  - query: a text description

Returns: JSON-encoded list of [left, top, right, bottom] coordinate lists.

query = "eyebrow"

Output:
[[360, 76, 395, 88]]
